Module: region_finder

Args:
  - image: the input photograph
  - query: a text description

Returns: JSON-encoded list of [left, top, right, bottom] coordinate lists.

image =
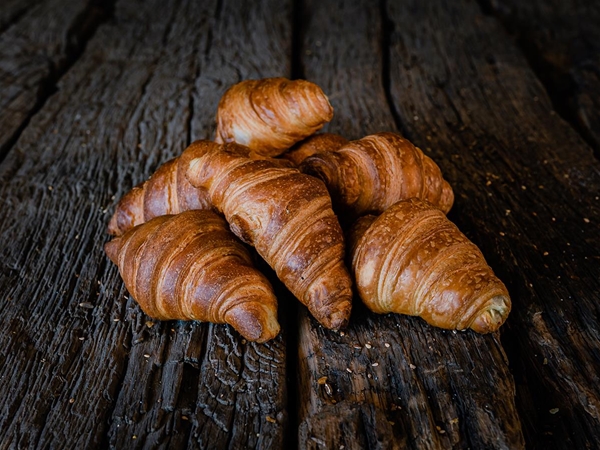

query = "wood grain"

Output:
[[1, 0, 599, 448], [482, 0, 600, 156], [0, 0, 110, 160], [385, 0, 600, 447], [0, 0, 291, 448], [297, 0, 524, 448]]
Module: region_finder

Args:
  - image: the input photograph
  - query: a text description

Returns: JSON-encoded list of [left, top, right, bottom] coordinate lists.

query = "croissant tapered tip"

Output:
[[469, 295, 511, 333], [324, 307, 351, 330], [313, 296, 352, 330], [104, 238, 122, 265], [225, 302, 281, 343], [107, 185, 145, 236], [107, 213, 120, 236]]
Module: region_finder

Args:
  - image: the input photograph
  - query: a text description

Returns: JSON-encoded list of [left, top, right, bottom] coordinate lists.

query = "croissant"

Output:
[[215, 78, 334, 157], [104, 210, 280, 342], [183, 140, 353, 329], [107, 151, 212, 236], [282, 133, 349, 166], [348, 199, 511, 333], [300, 132, 454, 220]]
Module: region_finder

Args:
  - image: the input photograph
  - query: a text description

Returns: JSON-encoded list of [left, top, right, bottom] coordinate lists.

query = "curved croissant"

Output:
[[215, 78, 334, 157], [105, 210, 280, 342], [107, 151, 212, 236], [348, 199, 510, 333], [282, 133, 349, 166], [300, 132, 454, 220], [184, 140, 352, 329]]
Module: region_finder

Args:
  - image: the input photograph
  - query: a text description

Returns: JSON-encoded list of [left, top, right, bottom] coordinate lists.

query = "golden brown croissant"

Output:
[[104, 210, 280, 342], [183, 140, 353, 329], [107, 152, 212, 236], [215, 78, 334, 157], [281, 133, 349, 166], [348, 199, 510, 333], [300, 132, 454, 220]]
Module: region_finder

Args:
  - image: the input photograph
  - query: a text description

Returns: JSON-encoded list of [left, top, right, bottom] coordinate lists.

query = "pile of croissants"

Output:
[[105, 77, 511, 343]]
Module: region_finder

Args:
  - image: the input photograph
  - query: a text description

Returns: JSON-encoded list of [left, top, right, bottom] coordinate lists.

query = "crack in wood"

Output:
[[0, 0, 115, 164]]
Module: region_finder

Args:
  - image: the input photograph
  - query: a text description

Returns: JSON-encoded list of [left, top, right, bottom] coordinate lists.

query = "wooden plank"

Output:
[[482, 0, 600, 155], [0, 0, 291, 448], [296, 1, 525, 448], [384, 0, 600, 447], [0, 0, 40, 32], [0, 0, 110, 160]]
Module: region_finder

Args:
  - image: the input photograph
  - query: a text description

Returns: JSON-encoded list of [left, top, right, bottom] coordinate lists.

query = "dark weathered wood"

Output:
[[385, 0, 600, 447], [0, 0, 109, 160], [297, 1, 525, 448], [482, 0, 600, 156], [0, 0, 40, 32], [0, 0, 291, 448]]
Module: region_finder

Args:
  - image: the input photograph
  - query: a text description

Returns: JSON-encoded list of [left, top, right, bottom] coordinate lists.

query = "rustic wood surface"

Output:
[[0, 0, 599, 449], [385, 0, 600, 448], [0, 0, 109, 159], [0, 0, 291, 448], [297, 1, 524, 449], [482, 0, 600, 156]]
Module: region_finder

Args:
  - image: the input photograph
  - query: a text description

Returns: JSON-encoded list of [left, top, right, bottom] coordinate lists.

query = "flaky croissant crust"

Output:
[[107, 151, 212, 236], [349, 199, 510, 333], [105, 210, 280, 342], [183, 140, 353, 329], [281, 133, 349, 166], [215, 78, 334, 157], [300, 132, 454, 221]]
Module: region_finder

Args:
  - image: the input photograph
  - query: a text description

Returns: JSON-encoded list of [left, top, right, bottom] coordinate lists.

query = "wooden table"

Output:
[[1, 0, 599, 448]]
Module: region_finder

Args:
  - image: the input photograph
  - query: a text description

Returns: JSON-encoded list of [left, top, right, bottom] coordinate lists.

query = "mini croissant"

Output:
[[105, 211, 280, 342], [184, 140, 353, 329], [215, 78, 334, 157], [107, 151, 212, 236], [348, 199, 510, 333], [300, 132, 454, 221]]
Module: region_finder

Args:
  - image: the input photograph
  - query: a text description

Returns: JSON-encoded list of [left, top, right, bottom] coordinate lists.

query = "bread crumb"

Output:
[[549, 408, 559, 414]]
